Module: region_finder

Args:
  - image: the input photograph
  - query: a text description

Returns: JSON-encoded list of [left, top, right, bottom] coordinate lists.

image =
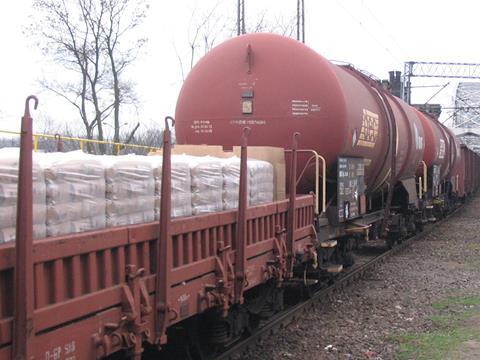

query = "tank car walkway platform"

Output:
[[244, 196, 480, 360]]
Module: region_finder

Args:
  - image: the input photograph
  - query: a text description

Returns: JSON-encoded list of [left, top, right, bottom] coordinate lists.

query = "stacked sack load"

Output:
[[103, 155, 155, 227], [145, 155, 192, 219], [43, 151, 106, 237], [221, 157, 275, 209], [248, 159, 275, 205], [0, 148, 46, 243], [187, 155, 223, 215]]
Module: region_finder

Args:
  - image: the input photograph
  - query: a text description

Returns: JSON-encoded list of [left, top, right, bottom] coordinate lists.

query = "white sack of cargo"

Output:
[[0, 147, 46, 243], [221, 157, 241, 210], [42, 151, 106, 237], [221, 157, 274, 209], [248, 159, 275, 206], [106, 211, 154, 227], [183, 155, 223, 215], [145, 155, 192, 219], [102, 154, 155, 227]]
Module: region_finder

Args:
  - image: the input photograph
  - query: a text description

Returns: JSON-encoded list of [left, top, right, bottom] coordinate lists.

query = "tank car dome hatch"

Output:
[[175, 33, 425, 194]]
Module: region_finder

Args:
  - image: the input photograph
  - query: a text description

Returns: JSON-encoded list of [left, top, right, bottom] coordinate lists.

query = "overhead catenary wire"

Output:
[[360, 0, 409, 59], [423, 82, 450, 105], [334, 0, 401, 64]]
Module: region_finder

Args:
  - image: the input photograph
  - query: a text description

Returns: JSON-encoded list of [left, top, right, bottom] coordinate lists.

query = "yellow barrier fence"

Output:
[[0, 129, 162, 154]]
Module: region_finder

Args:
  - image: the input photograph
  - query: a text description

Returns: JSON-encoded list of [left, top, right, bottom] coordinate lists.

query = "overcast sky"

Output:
[[1, 0, 479, 136]]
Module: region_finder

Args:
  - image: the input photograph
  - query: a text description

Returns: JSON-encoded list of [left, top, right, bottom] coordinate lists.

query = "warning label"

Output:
[[356, 109, 379, 148], [191, 120, 213, 134]]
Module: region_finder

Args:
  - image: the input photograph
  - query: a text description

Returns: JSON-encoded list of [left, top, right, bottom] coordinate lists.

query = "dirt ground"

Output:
[[245, 196, 480, 360]]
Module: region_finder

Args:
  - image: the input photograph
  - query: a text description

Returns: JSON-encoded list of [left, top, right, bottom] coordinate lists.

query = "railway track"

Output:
[[215, 210, 458, 360]]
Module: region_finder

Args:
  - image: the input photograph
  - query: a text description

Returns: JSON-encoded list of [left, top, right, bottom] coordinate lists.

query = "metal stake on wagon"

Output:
[[54, 133, 64, 152], [13, 95, 38, 360], [286, 133, 300, 277], [155, 116, 175, 345], [234, 127, 250, 305]]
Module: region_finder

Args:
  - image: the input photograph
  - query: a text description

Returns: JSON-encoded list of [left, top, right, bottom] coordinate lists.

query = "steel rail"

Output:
[[215, 206, 462, 360]]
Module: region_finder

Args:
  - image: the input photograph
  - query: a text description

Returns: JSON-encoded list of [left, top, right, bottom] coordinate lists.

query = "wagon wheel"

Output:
[[300, 267, 322, 300], [386, 237, 395, 249]]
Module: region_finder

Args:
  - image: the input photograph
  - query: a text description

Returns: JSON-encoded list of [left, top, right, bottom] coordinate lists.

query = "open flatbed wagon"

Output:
[[0, 98, 316, 359]]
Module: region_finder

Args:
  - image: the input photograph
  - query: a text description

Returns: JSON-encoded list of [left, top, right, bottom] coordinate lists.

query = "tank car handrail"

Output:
[[421, 161, 428, 196], [285, 149, 326, 215]]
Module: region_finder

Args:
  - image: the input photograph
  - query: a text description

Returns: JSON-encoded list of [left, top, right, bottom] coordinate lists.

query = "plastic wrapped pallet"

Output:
[[0, 148, 46, 243], [42, 151, 106, 237], [102, 154, 155, 227], [146, 155, 192, 219], [186, 155, 223, 215], [221, 157, 275, 209]]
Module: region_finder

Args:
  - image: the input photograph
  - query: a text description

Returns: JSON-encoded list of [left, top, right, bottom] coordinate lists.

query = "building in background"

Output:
[[453, 82, 480, 153]]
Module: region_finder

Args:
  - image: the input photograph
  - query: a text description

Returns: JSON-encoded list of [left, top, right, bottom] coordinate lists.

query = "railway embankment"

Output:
[[245, 196, 480, 359]]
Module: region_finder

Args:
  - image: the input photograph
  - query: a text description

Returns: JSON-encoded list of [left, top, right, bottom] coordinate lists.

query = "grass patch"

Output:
[[395, 294, 480, 360], [432, 295, 480, 311], [467, 243, 480, 251], [464, 259, 480, 271], [397, 328, 480, 360]]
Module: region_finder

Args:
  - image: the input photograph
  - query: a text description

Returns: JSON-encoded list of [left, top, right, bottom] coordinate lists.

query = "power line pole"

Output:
[[297, 0, 305, 43], [237, 0, 246, 36]]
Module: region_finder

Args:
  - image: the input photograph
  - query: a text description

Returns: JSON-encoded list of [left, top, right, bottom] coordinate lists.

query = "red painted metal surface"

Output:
[[174, 33, 425, 193], [155, 116, 174, 346], [286, 133, 299, 276], [415, 109, 445, 169], [234, 127, 250, 304], [13, 96, 38, 360], [416, 109, 462, 181], [54, 134, 64, 152], [1, 101, 316, 358], [446, 129, 462, 181], [457, 145, 480, 197], [0, 196, 315, 359], [0, 97, 316, 358]]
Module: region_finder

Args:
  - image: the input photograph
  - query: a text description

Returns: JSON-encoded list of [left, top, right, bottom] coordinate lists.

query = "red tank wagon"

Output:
[[175, 33, 425, 195], [175, 33, 478, 243]]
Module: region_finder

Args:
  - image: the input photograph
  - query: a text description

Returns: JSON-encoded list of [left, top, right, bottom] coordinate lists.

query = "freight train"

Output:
[[0, 33, 479, 359]]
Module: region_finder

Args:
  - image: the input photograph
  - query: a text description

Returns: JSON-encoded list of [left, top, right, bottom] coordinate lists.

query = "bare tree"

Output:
[[0, 114, 85, 152], [249, 11, 297, 37], [0, 137, 19, 149], [174, 1, 232, 81], [35, 114, 81, 152], [121, 125, 164, 155], [174, 2, 296, 81], [29, 0, 148, 154]]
